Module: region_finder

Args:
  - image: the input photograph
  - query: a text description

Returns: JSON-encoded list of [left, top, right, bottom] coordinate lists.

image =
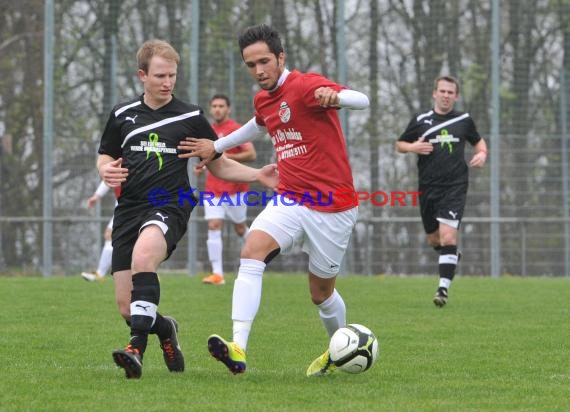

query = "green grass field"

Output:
[[1, 274, 569, 412]]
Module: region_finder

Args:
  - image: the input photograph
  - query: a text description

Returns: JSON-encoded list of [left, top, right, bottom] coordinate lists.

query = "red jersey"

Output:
[[204, 118, 252, 196], [254, 71, 356, 212]]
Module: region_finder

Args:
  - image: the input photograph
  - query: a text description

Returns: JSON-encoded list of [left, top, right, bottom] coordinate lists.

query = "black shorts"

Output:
[[418, 183, 467, 234], [111, 202, 194, 273]]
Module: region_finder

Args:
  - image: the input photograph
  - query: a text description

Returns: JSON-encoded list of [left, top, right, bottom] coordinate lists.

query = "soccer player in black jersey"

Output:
[[396, 76, 487, 307], [97, 39, 277, 378]]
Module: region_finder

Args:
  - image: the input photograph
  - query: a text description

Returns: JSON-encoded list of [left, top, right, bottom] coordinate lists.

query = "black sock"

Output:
[[150, 312, 172, 340], [439, 245, 458, 283], [129, 272, 160, 354]]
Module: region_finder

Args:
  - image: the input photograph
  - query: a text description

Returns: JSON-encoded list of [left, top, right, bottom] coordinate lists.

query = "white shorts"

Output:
[[250, 203, 358, 278], [203, 194, 248, 224]]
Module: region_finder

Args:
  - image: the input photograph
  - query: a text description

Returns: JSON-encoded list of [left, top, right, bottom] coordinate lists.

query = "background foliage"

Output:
[[0, 0, 569, 275]]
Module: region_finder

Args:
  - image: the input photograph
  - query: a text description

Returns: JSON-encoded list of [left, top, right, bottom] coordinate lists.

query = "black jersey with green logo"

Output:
[[398, 109, 481, 186], [99, 95, 218, 204]]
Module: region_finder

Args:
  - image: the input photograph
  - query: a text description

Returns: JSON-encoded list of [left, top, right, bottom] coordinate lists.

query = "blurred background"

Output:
[[0, 0, 568, 277]]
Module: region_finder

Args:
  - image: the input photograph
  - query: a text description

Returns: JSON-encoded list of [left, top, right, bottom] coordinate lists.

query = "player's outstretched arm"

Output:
[[206, 155, 278, 191], [226, 142, 257, 163], [178, 118, 266, 167], [314, 88, 369, 110], [177, 138, 218, 167]]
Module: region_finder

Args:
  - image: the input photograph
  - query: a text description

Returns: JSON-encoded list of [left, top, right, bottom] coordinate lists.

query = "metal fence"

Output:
[[1, 214, 569, 277], [1, 132, 569, 277], [1, 0, 569, 276]]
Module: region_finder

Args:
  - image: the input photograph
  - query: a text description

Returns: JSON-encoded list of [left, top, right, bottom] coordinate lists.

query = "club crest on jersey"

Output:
[[278, 101, 291, 123]]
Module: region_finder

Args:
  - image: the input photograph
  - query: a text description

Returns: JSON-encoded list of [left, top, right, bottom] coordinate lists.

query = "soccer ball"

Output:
[[329, 324, 379, 374]]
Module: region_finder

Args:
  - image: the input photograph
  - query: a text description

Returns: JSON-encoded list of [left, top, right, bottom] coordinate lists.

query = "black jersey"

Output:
[[98, 95, 218, 205], [398, 109, 481, 186]]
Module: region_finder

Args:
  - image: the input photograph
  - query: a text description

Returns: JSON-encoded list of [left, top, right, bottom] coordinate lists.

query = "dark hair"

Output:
[[210, 94, 231, 106], [433, 75, 460, 94], [238, 24, 284, 58]]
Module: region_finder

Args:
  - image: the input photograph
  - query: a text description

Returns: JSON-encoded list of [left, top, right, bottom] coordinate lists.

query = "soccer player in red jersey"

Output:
[[178, 24, 369, 377], [197, 94, 256, 286]]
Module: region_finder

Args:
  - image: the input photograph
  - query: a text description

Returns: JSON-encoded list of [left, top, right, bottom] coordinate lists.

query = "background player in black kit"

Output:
[[396, 75, 487, 307], [97, 39, 277, 378]]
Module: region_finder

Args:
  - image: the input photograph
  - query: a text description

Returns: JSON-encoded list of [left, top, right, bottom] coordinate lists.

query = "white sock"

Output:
[[96, 241, 113, 277], [207, 229, 223, 276], [439, 278, 451, 289], [232, 258, 265, 350], [232, 320, 252, 352], [318, 289, 346, 337]]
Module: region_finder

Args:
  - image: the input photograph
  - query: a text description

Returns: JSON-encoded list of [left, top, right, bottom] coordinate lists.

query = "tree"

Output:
[[0, 0, 44, 269]]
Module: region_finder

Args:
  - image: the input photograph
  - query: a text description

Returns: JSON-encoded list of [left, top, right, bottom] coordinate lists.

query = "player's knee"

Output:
[[240, 241, 280, 263], [438, 229, 457, 246], [234, 223, 247, 237], [240, 242, 253, 258], [131, 255, 149, 272], [131, 251, 161, 273], [427, 239, 440, 248], [310, 295, 323, 305], [309, 282, 334, 305], [240, 240, 260, 258], [426, 233, 440, 247], [440, 235, 457, 247], [240, 231, 280, 262], [207, 220, 223, 230], [310, 290, 329, 305]]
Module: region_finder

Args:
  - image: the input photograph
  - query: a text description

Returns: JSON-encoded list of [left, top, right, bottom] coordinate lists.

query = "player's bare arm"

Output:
[[177, 138, 217, 166], [395, 137, 434, 155], [469, 138, 488, 168], [226, 143, 257, 163], [206, 155, 278, 191], [178, 117, 266, 166], [97, 154, 128, 187]]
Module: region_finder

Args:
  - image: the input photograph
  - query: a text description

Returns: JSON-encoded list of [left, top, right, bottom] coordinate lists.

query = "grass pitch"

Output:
[[0, 274, 569, 411]]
